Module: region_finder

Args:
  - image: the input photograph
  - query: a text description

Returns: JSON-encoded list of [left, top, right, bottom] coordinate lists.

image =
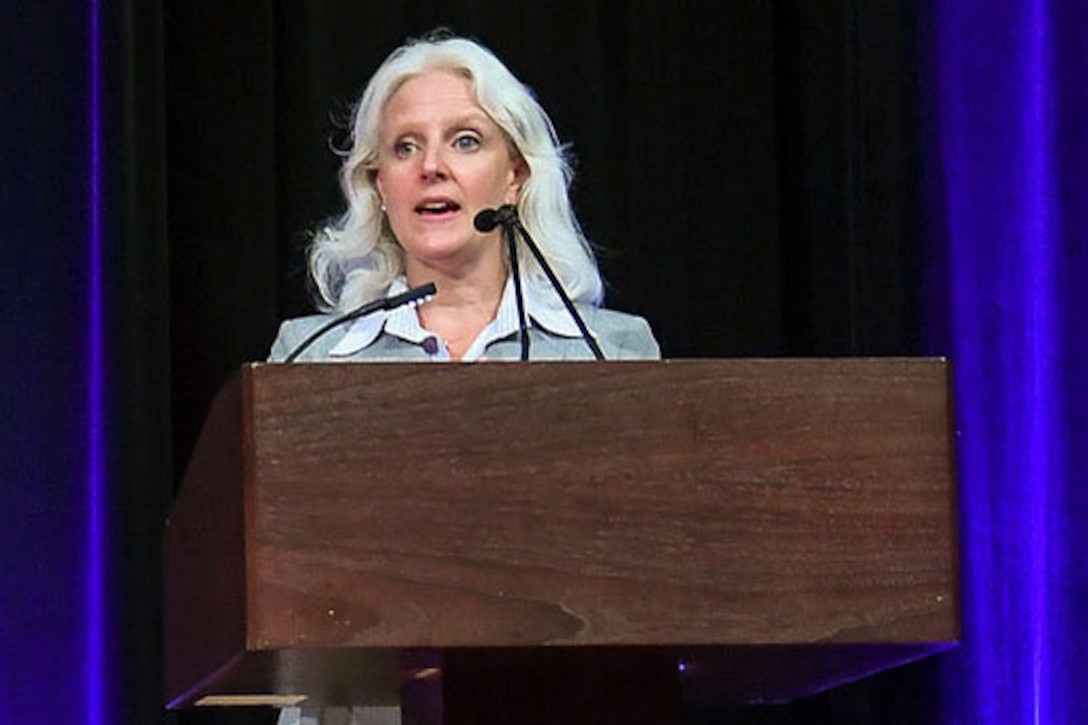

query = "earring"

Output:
[[380, 202, 387, 213]]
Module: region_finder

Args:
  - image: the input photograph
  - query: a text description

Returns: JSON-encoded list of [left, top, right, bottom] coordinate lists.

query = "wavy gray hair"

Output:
[[308, 33, 604, 312]]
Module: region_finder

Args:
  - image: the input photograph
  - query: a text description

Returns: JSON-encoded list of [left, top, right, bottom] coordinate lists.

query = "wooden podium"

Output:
[[163, 359, 958, 720]]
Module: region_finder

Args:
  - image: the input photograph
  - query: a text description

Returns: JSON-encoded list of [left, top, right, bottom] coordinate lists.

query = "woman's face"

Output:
[[375, 69, 526, 277]]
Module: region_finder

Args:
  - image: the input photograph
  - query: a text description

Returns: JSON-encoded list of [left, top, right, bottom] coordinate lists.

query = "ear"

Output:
[[374, 175, 386, 207], [504, 158, 529, 204]]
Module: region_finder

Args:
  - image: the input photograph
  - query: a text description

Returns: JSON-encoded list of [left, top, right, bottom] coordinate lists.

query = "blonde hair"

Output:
[[308, 33, 604, 312]]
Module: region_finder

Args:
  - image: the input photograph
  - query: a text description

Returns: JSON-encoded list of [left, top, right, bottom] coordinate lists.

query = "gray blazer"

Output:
[[268, 305, 660, 362]]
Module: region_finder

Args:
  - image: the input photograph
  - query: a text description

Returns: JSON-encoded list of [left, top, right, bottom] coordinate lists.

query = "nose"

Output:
[[420, 145, 448, 181]]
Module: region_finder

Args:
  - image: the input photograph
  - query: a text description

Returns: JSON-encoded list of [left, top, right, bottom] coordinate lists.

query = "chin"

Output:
[[407, 235, 499, 272], [411, 234, 470, 256]]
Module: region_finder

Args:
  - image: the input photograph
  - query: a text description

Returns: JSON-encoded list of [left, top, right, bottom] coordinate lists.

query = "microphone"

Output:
[[283, 282, 436, 363], [474, 205, 605, 361], [476, 205, 531, 360], [473, 208, 500, 233], [473, 205, 518, 233]]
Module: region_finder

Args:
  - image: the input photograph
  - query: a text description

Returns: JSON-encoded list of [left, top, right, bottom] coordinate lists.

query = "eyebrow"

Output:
[[387, 111, 495, 138]]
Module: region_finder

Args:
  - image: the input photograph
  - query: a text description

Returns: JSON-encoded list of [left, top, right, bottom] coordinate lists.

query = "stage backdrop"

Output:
[[165, 3, 929, 723], [8, 0, 1085, 724]]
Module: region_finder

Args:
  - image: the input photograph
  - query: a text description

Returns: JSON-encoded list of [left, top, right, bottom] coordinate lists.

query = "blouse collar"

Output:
[[327, 276, 590, 359]]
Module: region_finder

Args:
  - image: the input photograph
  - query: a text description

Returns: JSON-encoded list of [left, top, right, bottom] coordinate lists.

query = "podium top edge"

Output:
[[244, 356, 950, 369]]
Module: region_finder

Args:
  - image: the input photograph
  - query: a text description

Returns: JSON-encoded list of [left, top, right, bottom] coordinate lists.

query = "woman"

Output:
[[269, 33, 658, 363], [274, 34, 659, 725]]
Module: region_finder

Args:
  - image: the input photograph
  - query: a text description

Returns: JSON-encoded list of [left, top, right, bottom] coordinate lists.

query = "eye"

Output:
[[393, 139, 418, 159], [454, 133, 481, 151]]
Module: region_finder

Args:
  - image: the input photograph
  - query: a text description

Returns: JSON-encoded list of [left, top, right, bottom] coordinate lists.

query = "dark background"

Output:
[[2, 1, 937, 723], [165, 2, 925, 485], [167, 5, 930, 723]]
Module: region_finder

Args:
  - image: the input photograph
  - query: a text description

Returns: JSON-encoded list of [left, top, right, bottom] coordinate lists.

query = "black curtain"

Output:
[[44, 1, 930, 723], [165, 4, 924, 481], [100, 1, 175, 720]]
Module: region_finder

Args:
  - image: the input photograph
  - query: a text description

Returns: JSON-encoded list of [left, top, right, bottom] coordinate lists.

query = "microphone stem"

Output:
[[514, 221, 605, 361], [504, 221, 531, 360], [283, 283, 435, 363]]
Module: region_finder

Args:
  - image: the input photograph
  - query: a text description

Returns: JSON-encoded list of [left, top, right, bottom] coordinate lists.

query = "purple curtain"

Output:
[[927, 0, 1088, 720]]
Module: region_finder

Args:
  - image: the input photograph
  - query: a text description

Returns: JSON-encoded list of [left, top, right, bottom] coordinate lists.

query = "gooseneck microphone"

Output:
[[477, 206, 530, 359], [473, 205, 519, 234], [283, 282, 436, 363], [474, 205, 605, 361]]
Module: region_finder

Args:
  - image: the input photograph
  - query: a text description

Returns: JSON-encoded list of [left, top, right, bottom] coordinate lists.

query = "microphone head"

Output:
[[474, 205, 519, 233], [474, 208, 500, 233]]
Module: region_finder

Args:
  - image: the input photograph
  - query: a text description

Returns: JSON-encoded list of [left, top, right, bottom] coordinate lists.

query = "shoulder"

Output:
[[267, 313, 342, 362], [578, 306, 661, 360]]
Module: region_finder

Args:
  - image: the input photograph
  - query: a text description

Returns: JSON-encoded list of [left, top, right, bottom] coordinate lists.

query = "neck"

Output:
[[406, 257, 507, 360]]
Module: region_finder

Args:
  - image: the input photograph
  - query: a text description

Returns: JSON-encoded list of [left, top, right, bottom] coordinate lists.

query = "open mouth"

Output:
[[414, 200, 462, 216]]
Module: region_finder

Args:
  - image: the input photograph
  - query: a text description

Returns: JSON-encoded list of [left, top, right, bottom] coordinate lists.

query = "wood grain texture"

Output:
[[163, 373, 247, 707], [164, 359, 959, 708]]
